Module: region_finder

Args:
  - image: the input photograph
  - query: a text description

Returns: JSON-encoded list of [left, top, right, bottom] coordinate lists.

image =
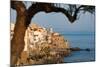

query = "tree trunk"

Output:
[[11, 1, 28, 66]]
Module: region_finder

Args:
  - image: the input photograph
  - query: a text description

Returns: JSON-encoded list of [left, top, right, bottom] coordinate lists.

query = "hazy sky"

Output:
[[11, 4, 95, 34]]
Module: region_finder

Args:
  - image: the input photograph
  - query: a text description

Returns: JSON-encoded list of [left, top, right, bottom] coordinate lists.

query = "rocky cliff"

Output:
[[11, 23, 70, 66]]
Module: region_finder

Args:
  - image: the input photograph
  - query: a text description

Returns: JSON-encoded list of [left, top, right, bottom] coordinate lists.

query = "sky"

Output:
[[11, 3, 95, 34]]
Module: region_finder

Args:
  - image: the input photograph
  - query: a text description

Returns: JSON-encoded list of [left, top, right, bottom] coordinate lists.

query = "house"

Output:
[[24, 24, 48, 52]]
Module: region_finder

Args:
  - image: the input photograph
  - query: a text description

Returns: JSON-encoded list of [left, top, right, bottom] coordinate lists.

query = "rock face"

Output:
[[11, 23, 70, 66]]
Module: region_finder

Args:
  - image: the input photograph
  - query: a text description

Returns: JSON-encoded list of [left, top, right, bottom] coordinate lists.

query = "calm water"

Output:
[[63, 34, 95, 63]]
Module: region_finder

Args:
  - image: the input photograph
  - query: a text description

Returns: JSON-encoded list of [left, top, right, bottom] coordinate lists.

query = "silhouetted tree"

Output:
[[11, 1, 95, 66]]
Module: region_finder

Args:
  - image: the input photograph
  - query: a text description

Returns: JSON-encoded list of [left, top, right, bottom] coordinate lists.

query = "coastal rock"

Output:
[[70, 47, 81, 51]]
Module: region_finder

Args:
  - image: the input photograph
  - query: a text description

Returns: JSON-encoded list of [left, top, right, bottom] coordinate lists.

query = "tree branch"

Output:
[[27, 2, 85, 23]]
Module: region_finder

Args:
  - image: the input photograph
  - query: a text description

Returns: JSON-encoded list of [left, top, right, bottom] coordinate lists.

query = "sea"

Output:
[[61, 33, 95, 63]]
